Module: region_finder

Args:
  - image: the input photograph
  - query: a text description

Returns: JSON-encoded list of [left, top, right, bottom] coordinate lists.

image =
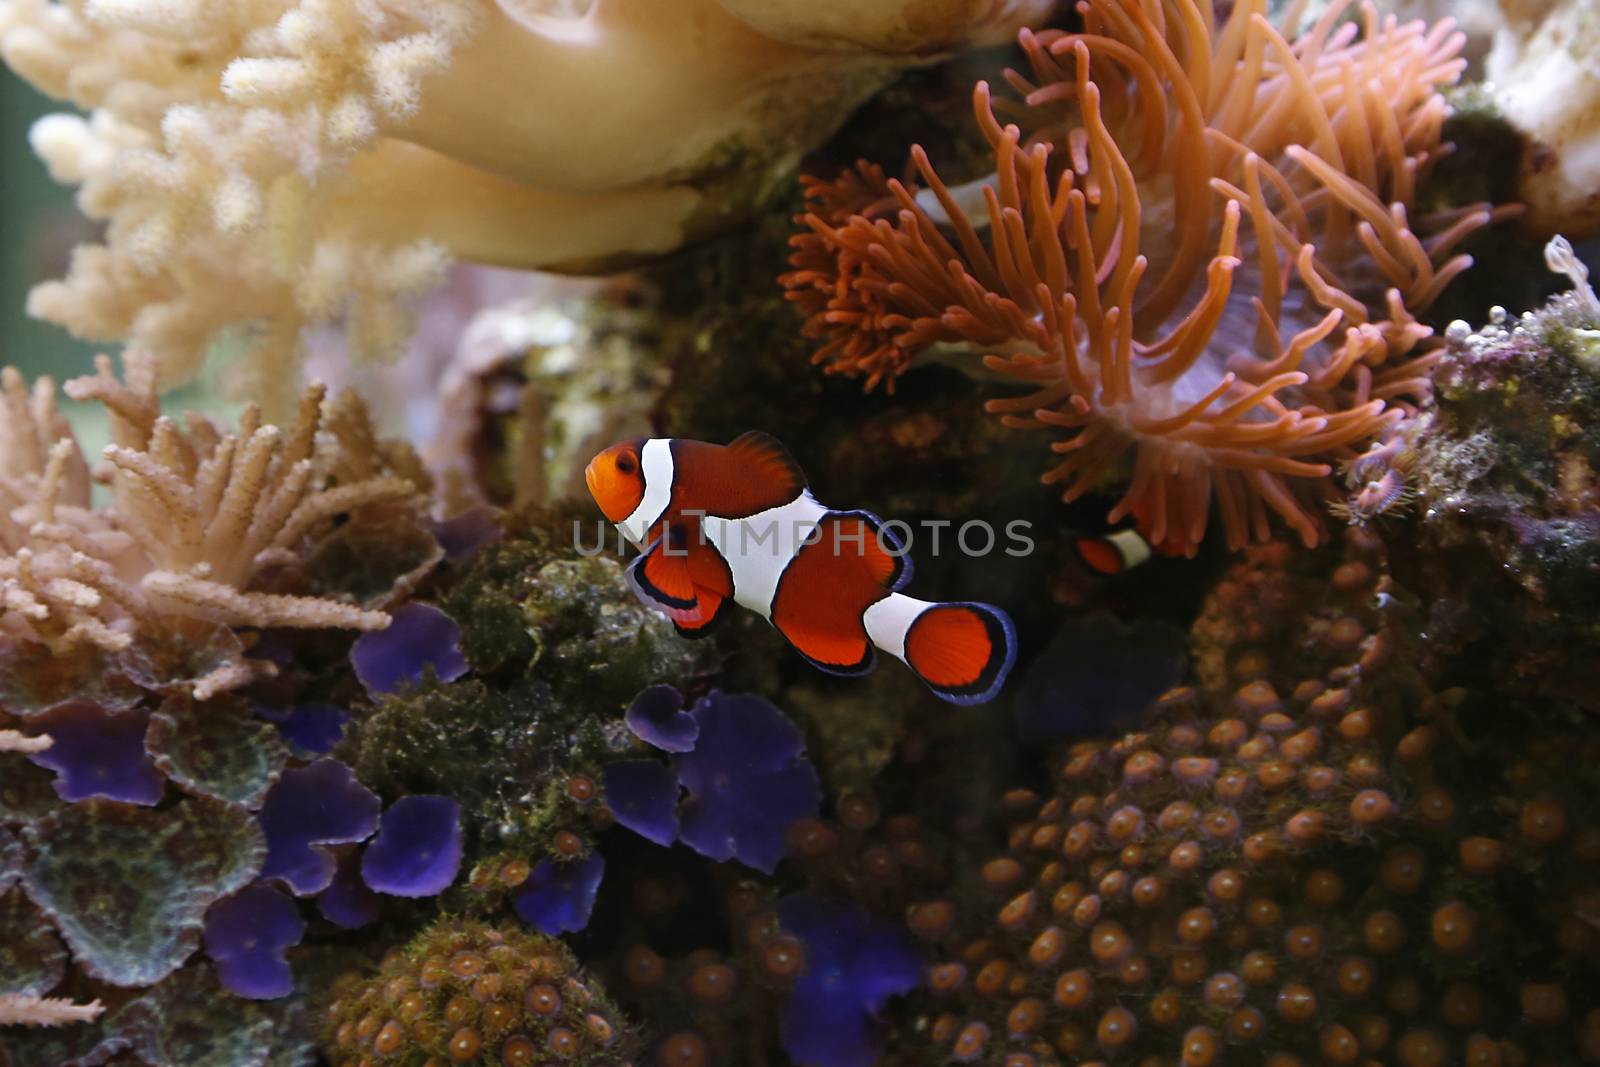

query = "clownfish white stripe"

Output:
[[862, 592, 932, 660], [1107, 528, 1152, 570], [701, 492, 828, 621], [620, 437, 675, 546], [1075, 527, 1154, 575]]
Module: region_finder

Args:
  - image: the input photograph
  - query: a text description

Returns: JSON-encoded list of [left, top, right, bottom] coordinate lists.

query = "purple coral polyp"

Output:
[[776, 893, 922, 1067], [360, 795, 463, 897], [601, 760, 680, 846], [28, 702, 163, 805], [514, 852, 605, 936], [673, 692, 821, 874], [320, 849, 382, 929], [351, 603, 469, 697], [433, 506, 503, 562], [203, 883, 307, 1000], [623, 684, 699, 752], [255, 702, 349, 754], [257, 758, 381, 896]]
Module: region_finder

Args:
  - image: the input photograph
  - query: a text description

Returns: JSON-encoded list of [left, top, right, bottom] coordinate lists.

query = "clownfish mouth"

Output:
[[583, 456, 603, 508]]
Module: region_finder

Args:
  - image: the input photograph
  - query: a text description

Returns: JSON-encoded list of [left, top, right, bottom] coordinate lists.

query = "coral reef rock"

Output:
[[1410, 236, 1600, 713], [1487, 0, 1600, 236]]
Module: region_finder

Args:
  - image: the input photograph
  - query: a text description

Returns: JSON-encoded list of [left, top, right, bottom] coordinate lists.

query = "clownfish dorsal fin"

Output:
[[727, 431, 807, 499]]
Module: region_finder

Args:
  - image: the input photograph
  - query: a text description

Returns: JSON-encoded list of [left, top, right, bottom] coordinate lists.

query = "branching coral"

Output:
[[785, 0, 1510, 556], [0, 351, 425, 697], [0, 729, 51, 754], [0, 0, 1049, 411], [0, 993, 104, 1028]]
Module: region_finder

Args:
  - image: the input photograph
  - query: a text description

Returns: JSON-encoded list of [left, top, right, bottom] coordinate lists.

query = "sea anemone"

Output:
[[784, 0, 1510, 555]]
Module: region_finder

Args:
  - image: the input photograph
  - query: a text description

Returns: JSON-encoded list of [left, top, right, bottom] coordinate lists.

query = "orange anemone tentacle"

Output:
[[780, 0, 1509, 557]]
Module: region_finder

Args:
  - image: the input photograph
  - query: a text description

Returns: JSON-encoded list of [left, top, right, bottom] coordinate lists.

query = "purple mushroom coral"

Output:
[[674, 692, 820, 874], [319, 849, 383, 929], [601, 760, 679, 847], [256, 759, 381, 895], [351, 603, 469, 697], [254, 702, 349, 754], [514, 852, 605, 936], [360, 795, 463, 897], [776, 893, 922, 1067], [605, 689, 821, 874], [28, 702, 163, 805], [623, 685, 699, 752], [203, 883, 307, 999]]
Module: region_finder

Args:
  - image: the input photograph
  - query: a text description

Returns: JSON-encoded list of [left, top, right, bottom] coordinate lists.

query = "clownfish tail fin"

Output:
[[863, 594, 1016, 705]]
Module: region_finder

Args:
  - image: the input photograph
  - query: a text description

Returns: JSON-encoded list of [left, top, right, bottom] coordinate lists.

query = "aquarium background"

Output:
[[0, 70, 95, 380], [2, 2, 1599, 1066]]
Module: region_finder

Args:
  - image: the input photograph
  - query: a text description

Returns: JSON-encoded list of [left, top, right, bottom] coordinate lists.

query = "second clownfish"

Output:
[[586, 432, 1016, 705]]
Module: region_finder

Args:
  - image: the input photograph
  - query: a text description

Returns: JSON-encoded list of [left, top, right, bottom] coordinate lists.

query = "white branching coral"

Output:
[[0, 993, 105, 1028], [0, 350, 423, 689], [0, 0, 1049, 412]]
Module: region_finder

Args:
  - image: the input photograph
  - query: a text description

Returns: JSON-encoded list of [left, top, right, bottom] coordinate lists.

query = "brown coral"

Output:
[[0, 351, 427, 697], [784, 0, 1510, 556], [324, 918, 634, 1067], [914, 532, 1600, 1065]]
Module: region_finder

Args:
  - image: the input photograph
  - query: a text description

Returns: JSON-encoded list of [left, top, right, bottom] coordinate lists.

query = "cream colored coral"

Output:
[[1487, 0, 1600, 236], [0, 728, 51, 753], [0, 352, 422, 694], [0, 993, 104, 1028], [0, 0, 1049, 411]]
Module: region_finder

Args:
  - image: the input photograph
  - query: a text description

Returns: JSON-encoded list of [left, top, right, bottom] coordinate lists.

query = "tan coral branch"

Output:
[[0, 994, 105, 1028]]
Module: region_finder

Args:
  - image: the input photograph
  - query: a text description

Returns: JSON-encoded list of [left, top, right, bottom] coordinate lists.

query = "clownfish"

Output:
[[1073, 528, 1155, 576], [585, 432, 1016, 705]]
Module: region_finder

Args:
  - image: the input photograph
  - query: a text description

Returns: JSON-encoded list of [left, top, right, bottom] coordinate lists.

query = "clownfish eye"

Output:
[[616, 455, 636, 475]]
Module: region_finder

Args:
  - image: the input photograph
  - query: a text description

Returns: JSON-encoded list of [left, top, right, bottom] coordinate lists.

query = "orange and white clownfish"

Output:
[[585, 432, 1017, 705], [1073, 528, 1154, 576]]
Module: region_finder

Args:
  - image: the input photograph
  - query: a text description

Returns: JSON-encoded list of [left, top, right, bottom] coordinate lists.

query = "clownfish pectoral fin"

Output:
[[727, 431, 807, 499], [826, 509, 913, 591], [626, 531, 733, 638], [864, 594, 1017, 705], [668, 592, 729, 638], [1074, 528, 1153, 576]]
